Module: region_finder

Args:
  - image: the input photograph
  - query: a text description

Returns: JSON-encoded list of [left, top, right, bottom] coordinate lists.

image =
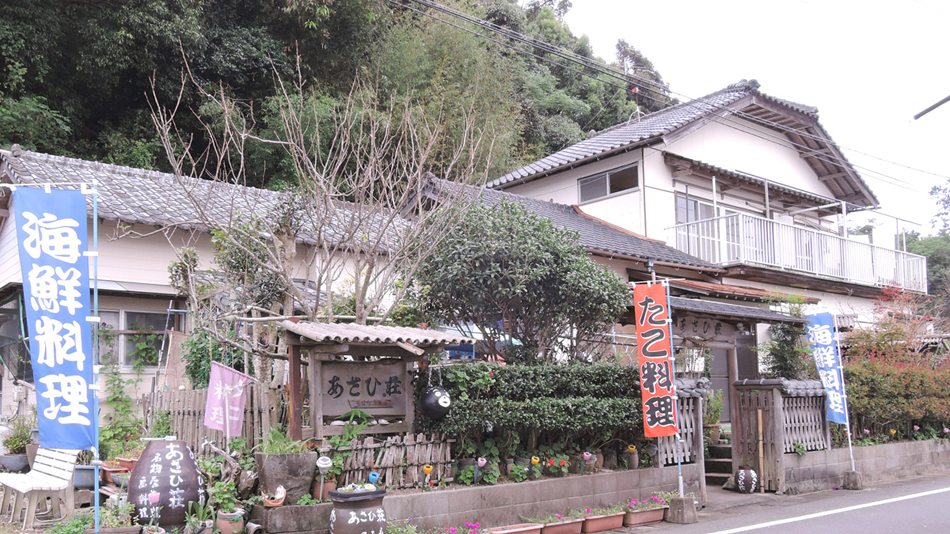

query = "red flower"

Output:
[[548, 459, 554, 466], [429, 481, 435, 486], [559, 460, 566, 466]]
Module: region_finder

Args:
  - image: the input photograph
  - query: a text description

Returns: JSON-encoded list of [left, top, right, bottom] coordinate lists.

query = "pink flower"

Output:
[[556, 514, 562, 520], [585, 509, 591, 514], [863, 429, 871, 435], [914, 425, 920, 431], [944, 428, 949, 434], [450, 529, 457, 533]]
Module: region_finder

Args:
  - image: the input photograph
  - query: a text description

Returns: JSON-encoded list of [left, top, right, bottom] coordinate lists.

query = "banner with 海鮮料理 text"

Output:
[[805, 312, 848, 424], [14, 187, 96, 450]]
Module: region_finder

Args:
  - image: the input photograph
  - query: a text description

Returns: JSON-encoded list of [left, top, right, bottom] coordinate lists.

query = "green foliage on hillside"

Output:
[[0, 0, 671, 182]]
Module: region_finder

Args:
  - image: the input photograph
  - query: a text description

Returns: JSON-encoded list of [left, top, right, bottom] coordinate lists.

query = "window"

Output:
[[98, 310, 178, 368], [578, 164, 639, 202]]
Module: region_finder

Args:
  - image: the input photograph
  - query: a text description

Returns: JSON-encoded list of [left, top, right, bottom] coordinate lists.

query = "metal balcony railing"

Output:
[[667, 213, 928, 292]]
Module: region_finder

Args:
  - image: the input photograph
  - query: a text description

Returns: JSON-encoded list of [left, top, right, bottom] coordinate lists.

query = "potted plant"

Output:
[[255, 429, 316, 504], [580, 505, 625, 533], [82, 502, 140, 534], [209, 481, 244, 534], [528, 513, 584, 534], [184, 500, 215, 534], [622, 492, 672, 527], [1, 415, 31, 472], [489, 523, 543, 534], [704, 390, 724, 442], [100, 460, 129, 486]]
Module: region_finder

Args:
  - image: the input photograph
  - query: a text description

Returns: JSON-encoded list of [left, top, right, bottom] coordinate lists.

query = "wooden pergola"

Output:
[[280, 320, 473, 440]]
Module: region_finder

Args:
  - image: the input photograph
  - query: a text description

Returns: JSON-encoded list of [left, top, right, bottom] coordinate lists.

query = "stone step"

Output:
[[708, 444, 732, 459], [705, 472, 732, 487], [704, 458, 734, 474]]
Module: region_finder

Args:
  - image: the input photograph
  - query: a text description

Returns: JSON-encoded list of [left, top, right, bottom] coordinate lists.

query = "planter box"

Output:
[[622, 508, 666, 527], [251, 503, 331, 534], [74, 465, 97, 489], [101, 465, 129, 485], [0, 454, 29, 472], [540, 519, 583, 534], [83, 527, 141, 534], [581, 513, 624, 533], [115, 457, 139, 472], [490, 524, 543, 534]]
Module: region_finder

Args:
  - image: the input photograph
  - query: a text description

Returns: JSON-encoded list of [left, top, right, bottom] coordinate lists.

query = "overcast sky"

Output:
[[560, 0, 950, 237]]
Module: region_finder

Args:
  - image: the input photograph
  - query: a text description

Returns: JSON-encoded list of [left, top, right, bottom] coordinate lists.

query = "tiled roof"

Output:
[[671, 279, 821, 304], [670, 296, 805, 324], [488, 80, 876, 207], [422, 178, 718, 270], [280, 320, 474, 347], [0, 148, 405, 249], [489, 81, 759, 188]]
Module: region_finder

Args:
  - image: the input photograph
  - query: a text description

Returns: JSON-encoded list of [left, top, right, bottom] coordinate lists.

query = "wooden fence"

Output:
[[732, 380, 829, 493], [323, 433, 454, 488], [143, 385, 288, 453], [657, 396, 704, 466]]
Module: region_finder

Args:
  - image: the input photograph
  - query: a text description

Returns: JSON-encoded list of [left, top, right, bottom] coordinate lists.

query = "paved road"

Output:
[[638, 473, 950, 533]]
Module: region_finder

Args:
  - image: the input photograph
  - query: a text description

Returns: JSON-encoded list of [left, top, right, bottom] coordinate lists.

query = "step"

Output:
[[705, 473, 732, 487], [704, 458, 734, 474], [708, 444, 732, 459]]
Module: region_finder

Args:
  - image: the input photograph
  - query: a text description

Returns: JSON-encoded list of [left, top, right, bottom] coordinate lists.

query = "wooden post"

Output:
[[772, 388, 786, 493], [288, 343, 302, 441], [695, 395, 707, 507], [313, 356, 324, 441], [728, 348, 741, 473]]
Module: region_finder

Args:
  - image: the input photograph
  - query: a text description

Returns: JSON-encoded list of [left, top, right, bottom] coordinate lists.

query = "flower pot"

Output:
[[704, 423, 722, 443], [540, 519, 583, 534], [581, 513, 624, 533], [0, 454, 29, 472], [623, 508, 666, 527], [74, 465, 97, 489], [329, 488, 387, 534], [83, 527, 141, 534], [143, 527, 166, 534], [101, 465, 129, 485], [625, 451, 639, 469], [115, 457, 139, 472], [504, 458, 515, 476], [182, 519, 214, 534], [216, 510, 245, 534], [311, 477, 337, 501], [490, 523, 543, 534], [113, 472, 131, 489], [735, 466, 758, 494]]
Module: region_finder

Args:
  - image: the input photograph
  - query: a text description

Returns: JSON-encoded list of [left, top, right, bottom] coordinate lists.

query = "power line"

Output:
[[393, 0, 949, 188]]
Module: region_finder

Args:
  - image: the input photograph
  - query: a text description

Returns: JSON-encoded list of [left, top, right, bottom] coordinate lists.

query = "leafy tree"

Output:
[[904, 231, 950, 317], [415, 199, 630, 363], [759, 297, 812, 380]]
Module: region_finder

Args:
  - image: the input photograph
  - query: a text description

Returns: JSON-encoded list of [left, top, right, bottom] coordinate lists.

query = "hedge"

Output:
[[414, 362, 644, 458], [845, 359, 950, 435]]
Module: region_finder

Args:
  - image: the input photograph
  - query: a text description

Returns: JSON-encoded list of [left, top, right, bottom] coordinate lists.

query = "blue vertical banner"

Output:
[[14, 187, 96, 450], [805, 312, 848, 424]]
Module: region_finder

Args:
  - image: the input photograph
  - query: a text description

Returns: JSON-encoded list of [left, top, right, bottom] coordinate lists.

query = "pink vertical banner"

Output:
[[204, 361, 253, 436]]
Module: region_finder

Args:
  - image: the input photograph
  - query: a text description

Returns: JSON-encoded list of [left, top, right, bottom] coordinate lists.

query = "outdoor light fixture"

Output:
[[316, 456, 333, 499]]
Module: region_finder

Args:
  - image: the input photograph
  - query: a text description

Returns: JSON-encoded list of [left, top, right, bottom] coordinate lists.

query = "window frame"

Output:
[[97, 309, 179, 370], [577, 163, 640, 204]]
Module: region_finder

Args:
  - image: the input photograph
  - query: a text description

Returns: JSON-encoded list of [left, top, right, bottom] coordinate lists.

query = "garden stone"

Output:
[[843, 470, 863, 490], [665, 497, 698, 524]]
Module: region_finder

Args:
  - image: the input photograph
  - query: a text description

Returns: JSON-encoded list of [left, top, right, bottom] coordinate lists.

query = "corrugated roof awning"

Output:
[[280, 321, 474, 349]]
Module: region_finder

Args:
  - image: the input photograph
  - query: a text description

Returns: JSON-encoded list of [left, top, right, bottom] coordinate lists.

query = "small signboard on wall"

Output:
[[321, 361, 409, 418], [673, 314, 736, 344]]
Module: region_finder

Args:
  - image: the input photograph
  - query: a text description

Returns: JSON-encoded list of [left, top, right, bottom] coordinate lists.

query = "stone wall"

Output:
[[783, 438, 950, 494], [249, 465, 703, 534], [385, 464, 703, 530]]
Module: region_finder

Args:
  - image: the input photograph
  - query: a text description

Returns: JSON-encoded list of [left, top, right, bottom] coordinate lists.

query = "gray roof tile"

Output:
[[670, 297, 805, 323], [0, 148, 406, 249]]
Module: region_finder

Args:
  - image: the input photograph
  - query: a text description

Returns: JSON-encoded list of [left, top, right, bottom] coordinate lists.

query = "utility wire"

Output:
[[394, 0, 948, 187]]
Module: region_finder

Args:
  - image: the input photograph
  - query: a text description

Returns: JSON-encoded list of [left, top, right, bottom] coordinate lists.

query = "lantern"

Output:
[[421, 387, 452, 420]]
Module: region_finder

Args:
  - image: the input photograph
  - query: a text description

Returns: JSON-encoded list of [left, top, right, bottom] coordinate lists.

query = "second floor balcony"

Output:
[[667, 213, 927, 293]]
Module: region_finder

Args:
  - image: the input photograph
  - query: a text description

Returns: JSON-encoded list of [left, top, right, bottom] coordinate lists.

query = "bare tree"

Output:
[[151, 62, 494, 381]]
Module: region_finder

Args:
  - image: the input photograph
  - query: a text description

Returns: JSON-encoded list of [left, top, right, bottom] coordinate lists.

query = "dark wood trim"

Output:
[[288, 344, 302, 441], [722, 265, 892, 299]]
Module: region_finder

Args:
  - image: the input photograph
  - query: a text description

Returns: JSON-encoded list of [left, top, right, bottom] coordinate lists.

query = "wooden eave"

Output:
[[664, 152, 841, 217], [722, 264, 898, 299]]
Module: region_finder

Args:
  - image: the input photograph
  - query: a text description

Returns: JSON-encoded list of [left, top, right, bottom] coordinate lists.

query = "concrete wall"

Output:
[[384, 465, 703, 530], [783, 438, 950, 494]]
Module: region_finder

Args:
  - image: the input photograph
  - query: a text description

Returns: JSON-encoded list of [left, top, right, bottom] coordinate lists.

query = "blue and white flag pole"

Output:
[[805, 312, 855, 471], [10, 182, 100, 532]]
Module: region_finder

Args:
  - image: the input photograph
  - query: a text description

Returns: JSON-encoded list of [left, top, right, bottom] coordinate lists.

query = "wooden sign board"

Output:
[[673, 314, 736, 344], [321, 361, 409, 418]]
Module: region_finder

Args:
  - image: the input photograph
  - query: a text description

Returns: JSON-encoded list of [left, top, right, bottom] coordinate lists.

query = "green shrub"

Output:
[[845, 358, 950, 436]]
